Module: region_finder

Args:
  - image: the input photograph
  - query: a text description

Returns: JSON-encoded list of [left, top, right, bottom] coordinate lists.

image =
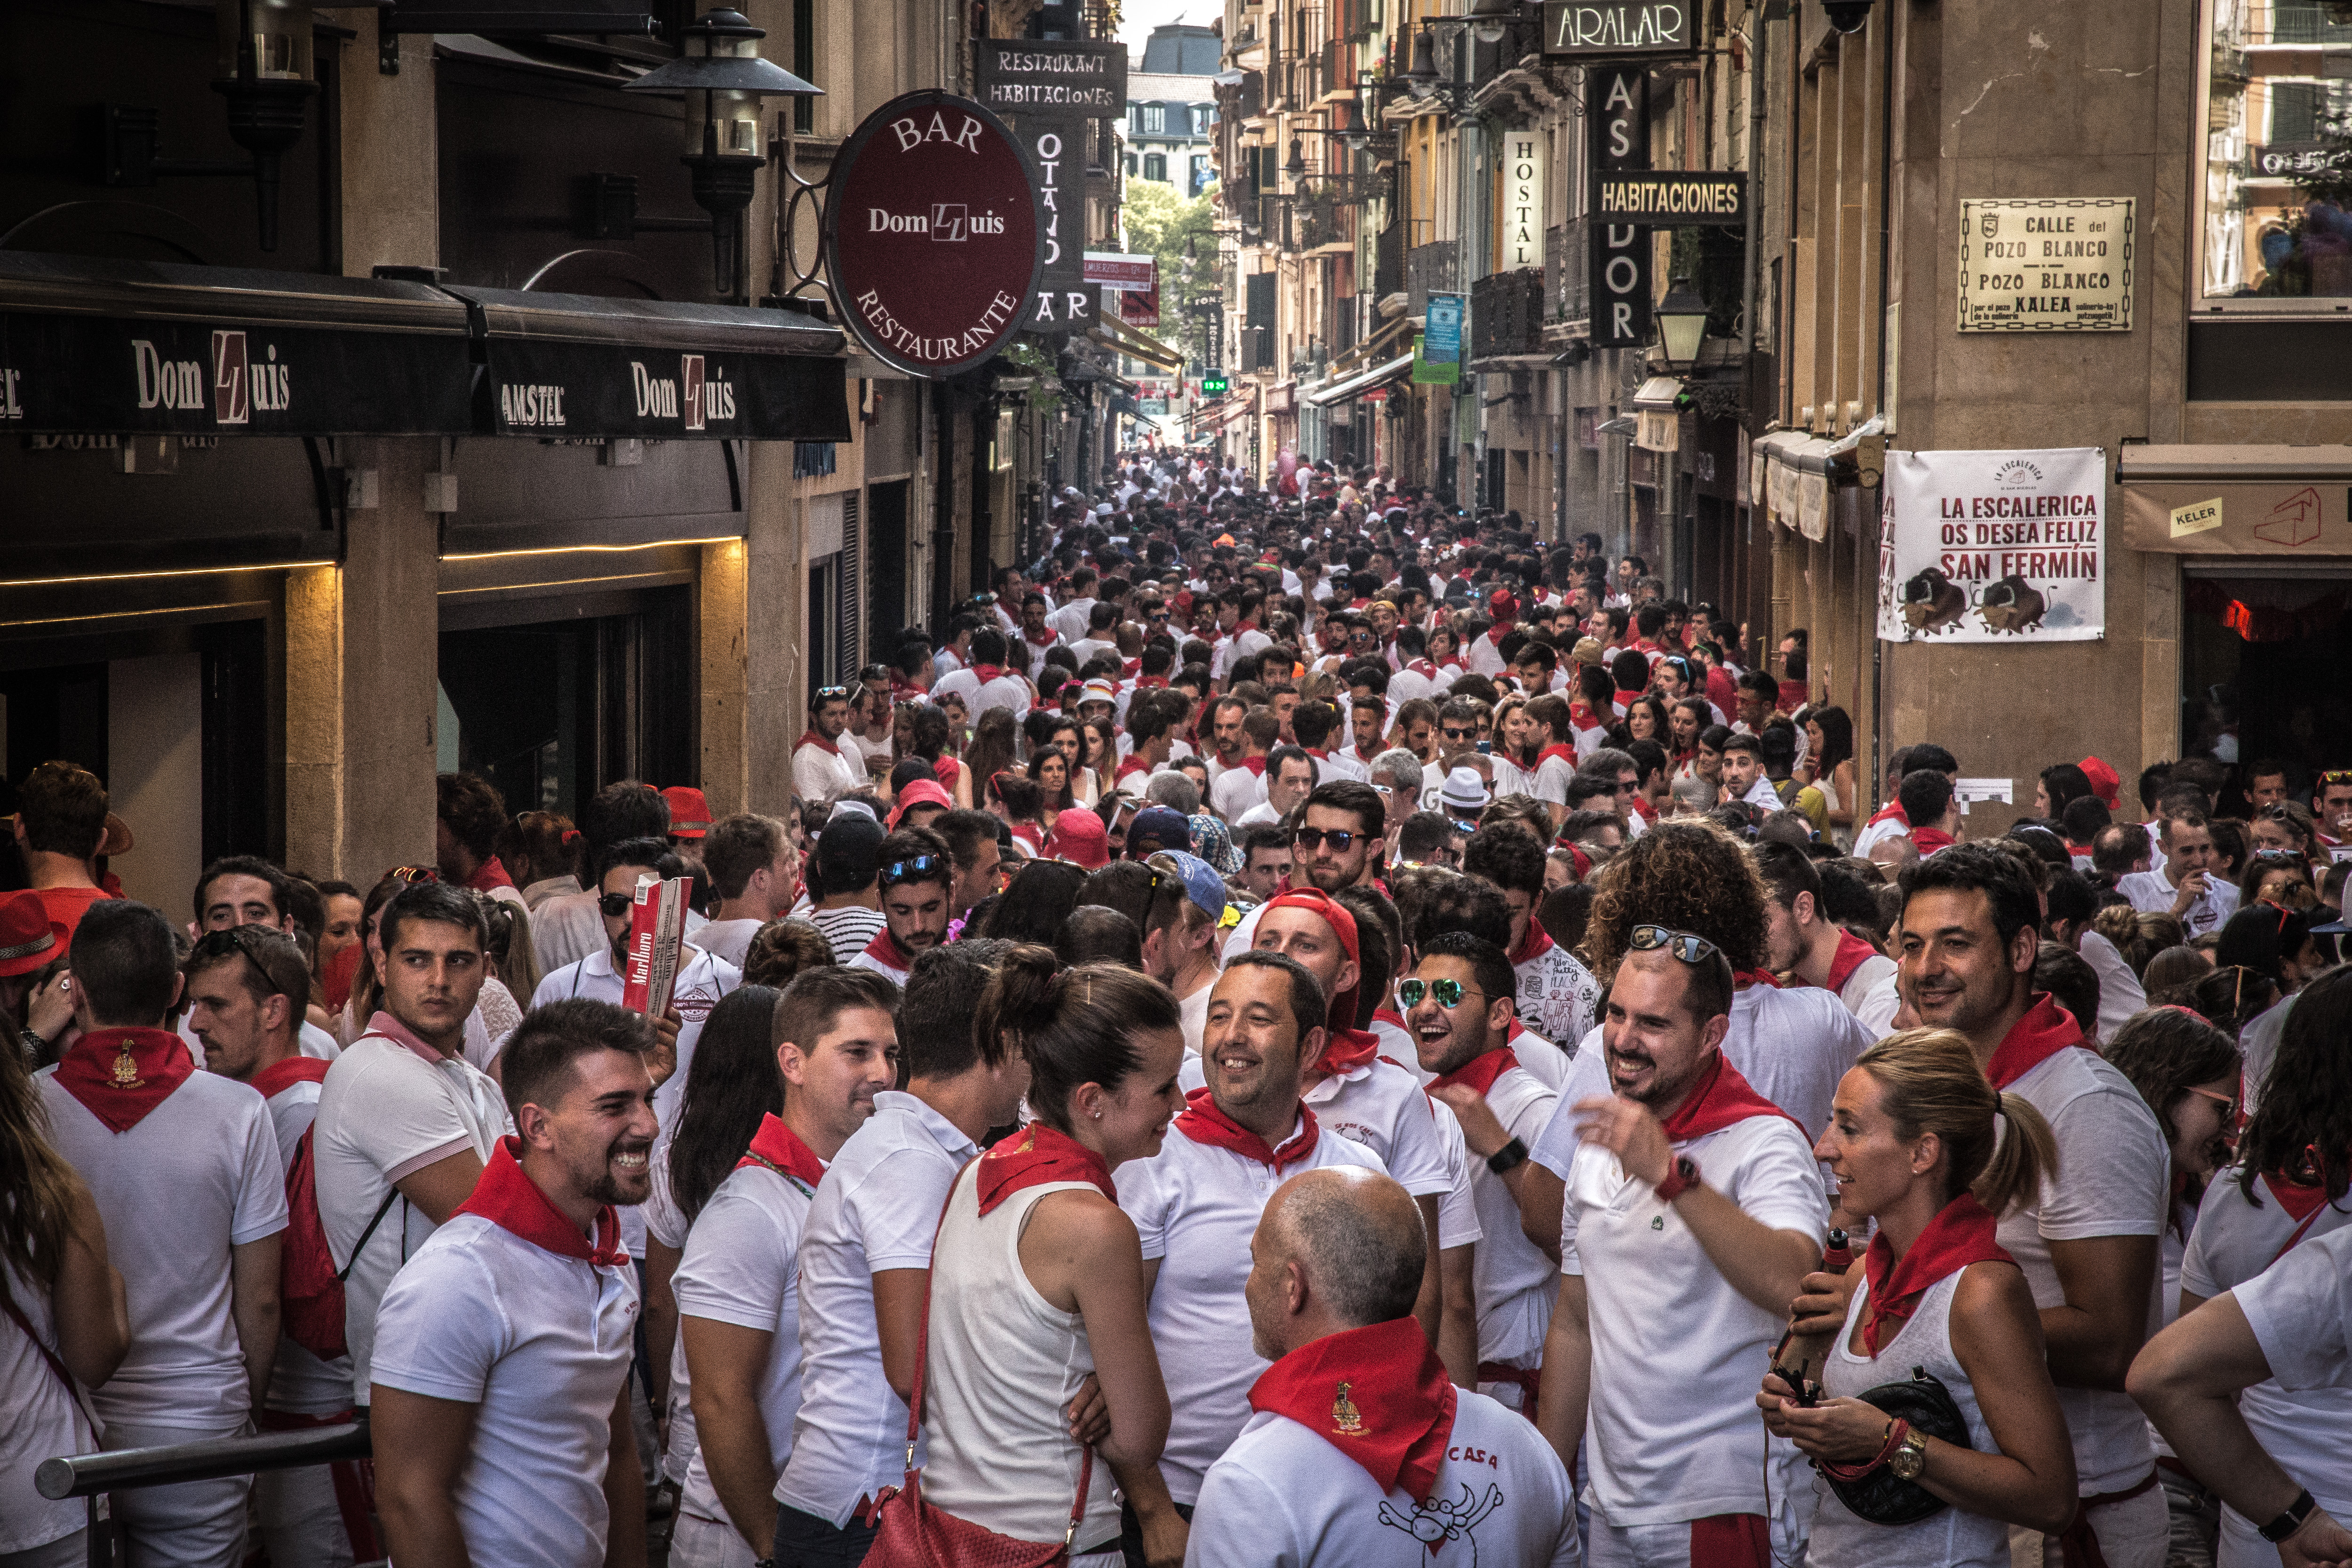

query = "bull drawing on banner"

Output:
[[1975, 575, 2048, 635], [1900, 567, 1969, 636]]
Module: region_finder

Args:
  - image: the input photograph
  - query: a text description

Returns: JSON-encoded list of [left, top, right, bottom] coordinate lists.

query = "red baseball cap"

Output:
[[662, 786, 713, 838], [1045, 808, 1109, 870], [887, 779, 954, 829]]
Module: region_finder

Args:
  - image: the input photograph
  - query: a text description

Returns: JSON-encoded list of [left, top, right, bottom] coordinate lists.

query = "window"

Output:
[[1125, 151, 1138, 175], [1190, 154, 1213, 197], [1130, 104, 1147, 136], [1143, 152, 1167, 182], [1142, 103, 1166, 135], [2201, 2, 2352, 301]]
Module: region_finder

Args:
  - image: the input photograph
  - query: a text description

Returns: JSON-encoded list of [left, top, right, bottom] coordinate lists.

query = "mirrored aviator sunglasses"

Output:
[[1628, 923, 1720, 965], [1397, 978, 1474, 1009]]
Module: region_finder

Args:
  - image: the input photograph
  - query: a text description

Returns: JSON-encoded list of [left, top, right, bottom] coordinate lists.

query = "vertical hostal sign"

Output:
[[824, 92, 1044, 377]]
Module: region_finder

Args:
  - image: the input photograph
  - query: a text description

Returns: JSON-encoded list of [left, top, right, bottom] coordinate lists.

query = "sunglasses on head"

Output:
[[813, 685, 853, 702], [1629, 923, 1721, 965], [880, 854, 945, 889], [191, 925, 294, 997], [384, 865, 439, 884], [1398, 977, 1484, 1010]]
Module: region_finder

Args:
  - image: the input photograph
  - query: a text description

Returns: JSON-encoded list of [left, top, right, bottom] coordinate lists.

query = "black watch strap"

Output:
[[1486, 1137, 1529, 1175], [2261, 1488, 2317, 1544]]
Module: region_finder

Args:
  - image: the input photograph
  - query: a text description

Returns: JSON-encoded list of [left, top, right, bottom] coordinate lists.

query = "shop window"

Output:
[[2181, 568, 2352, 787], [2201, 4, 2352, 299]]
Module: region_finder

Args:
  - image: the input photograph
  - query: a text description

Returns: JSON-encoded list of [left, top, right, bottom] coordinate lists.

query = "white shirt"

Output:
[[1210, 762, 1268, 821], [1118, 1113, 1387, 1504], [2117, 868, 2240, 937], [1466, 632, 1509, 676], [779, 1090, 980, 1527], [1999, 1044, 2169, 1493], [1300, 1058, 1455, 1205], [672, 1159, 821, 1528], [691, 916, 765, 971], [1049, 596, 1097, 643], [2234, 1223, 2352, 1524], [1720, 983, 1878, 1143], [1850, 811, 1909, 859], [1531, 752, 1576, 809], [1184, 1384, 1579, 1568], [1234, 799, 1284, 828], [313, 1025, 512, 1404], [0, 1257, 93, 1555], [794, 737, 869, 806], [1513, 940, 1602, 1051], [1549, 1102, 1828, 1526], [533, 943, 741, 1130], [532, 887, 608, 975], [2076, 930, 2147, 1043], [370, 1211, 640, 1568], [37, 1063, 289, 1430], [1458, 1063, 1560, 1372]]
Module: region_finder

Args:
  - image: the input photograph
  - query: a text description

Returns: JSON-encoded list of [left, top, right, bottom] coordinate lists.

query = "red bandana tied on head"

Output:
[[248, 1055, 332, 1104], [1823, 929, 1882, 996], [1175, 1086, 1321, 1170], [736, 1113, 827, 1188], [455, 1137, 630, 1268], [1427, 1046, 1519, 1098], [52, 1027, 195, 1133], [976, 1121, 1117, 1216], [1983, 994, 2094, 1090], [1658, 1052, 1807, 1143], [1260, 888, 1363, 1041], [797, 729, 841, 757], [1248, 1317, 1458, 1505], [1860, 1193, 2012, 1355]]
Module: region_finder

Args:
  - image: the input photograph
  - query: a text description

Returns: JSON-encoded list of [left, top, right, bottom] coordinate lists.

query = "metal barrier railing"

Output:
[[38, 1421, 370, 1500]]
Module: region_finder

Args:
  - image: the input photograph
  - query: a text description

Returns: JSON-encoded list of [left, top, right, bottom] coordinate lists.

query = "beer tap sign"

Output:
[[822, 91, 1044, 378]]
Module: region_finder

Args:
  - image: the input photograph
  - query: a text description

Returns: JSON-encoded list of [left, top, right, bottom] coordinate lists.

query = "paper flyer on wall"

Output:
[[1877, 446, 2107, 643], [620, 873, 690, 1019]]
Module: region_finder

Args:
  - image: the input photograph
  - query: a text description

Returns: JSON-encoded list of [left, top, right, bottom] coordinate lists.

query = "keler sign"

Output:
[[825, 92, 1043, 377]]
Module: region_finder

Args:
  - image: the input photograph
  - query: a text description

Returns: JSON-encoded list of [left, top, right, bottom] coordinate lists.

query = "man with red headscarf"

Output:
[[1466, 590, 1517, 677]]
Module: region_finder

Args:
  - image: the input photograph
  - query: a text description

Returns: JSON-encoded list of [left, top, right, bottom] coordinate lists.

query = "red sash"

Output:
[[1823, 929, 1882, 996], [1860, 1193, 2013, 1355], [1428, 1047, 1519, 1098], [1658, 1052, 1806, 1143], [249, 1054, 332, 1103], [975, 1121, 1116, 1216], [1984, 994, 2094, 1090], [1174, 1087, 1321, 1170], [454, 1137, 630, 1268], [52, 1027, 194, 1133], [1247, 1317, 1457, 1505], [736, 1113, 827, 1188]]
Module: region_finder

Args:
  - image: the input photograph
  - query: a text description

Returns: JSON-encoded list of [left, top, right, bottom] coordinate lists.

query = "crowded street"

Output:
[[5, 2, 2352, 1568]]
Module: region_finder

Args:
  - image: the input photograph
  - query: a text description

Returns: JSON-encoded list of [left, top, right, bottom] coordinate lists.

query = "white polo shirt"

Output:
[[2117, 869, 2240, 938], [672, 1160, 822, 1529], [1999, 1045, 2169, 1494], [37, 1064, 289, 1431], [1117, 1113, 1387, 1505], [532, 943, 741, 1130], [1459, 1063, 1559, 1373], [312, 1020, 512, 1405], [778, 1091, 979, 1528], [369, 1212, 640, 1568], [1549, 1103, 1827, 1527], [1301, 1057, 1454, 1205], [1184, 1384, 1580, 1568]]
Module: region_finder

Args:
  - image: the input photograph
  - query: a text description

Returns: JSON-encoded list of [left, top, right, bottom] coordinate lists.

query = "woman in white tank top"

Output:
[[1761, 1028, 2079, 1566], [917, 951, 1191, 1568]]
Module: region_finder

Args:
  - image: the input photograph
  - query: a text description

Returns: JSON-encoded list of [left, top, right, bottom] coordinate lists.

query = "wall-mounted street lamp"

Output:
[[624, 7, 820, 300], [1654, 274, 1710, 371]]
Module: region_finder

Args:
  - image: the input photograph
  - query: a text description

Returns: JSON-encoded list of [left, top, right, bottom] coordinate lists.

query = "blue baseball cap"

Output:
[[1127, 805, 1195, 856], [1147, 848, 1228, 922]]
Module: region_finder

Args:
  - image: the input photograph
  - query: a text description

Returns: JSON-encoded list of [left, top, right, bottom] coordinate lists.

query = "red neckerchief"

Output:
[[1509, 916, 1555, 968], [797, 729, 840, 757], [454, 1137, 630, 1268], [1630, 796, 1659, 823], [1865, 802, 1908, 830], [1658, 1051, 1806, 1143], [736, 1113, 827, 1188], [1134, 675, 1169, 689], [860, 925, 915, 973], [1236, 617, 1260, 634], [1247, 1317, 1456, 1505], [1313, 1027, 1381, 1082], [249, 1055, 332, 1103], [1174, 1086, 1321, 1170], [1428, 1046, 1519, 1098], [2263, 1170, 2331, 1224], [1115, 756, 1150, 781], [1011, 822, 1044, 852], [1984, 994, 2095, 1090], [1536, 742, 1577, 770], [1911, 826, 1956, 855], [52, 1027, 195, 1133], [1861, 1193, 2013, 1355], [973, 663, 1006, 683], [1122, 660, 1143, 678], [1024, 627, 1058, 648], [465, 857, 517, 893], [1734, 968, 1781, 989], [1824, 929, 1882, 995], [1241, 756, 1267, 777], [975, 1121, 1116, 1216], [1371, 1006, 1408, 1033]]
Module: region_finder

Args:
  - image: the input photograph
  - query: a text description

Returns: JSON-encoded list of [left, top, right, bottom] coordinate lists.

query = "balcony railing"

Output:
[[1406, 240, 1459, 319], [1296, 191, 1351, 252], [1550, 216, 1586, 323], [1470, 267, 1545, 360]]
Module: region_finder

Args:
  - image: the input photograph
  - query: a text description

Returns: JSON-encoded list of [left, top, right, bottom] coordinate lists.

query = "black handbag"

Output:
[[1819, 1366, 1974, 1527]]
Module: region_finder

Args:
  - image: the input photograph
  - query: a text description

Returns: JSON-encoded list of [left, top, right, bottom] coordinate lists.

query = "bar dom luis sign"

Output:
[[824, 92, 1044, 378]]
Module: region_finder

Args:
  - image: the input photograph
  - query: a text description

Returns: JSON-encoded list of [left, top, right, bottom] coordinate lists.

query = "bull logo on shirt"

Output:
[[1378, 1483, 1503, 1564]]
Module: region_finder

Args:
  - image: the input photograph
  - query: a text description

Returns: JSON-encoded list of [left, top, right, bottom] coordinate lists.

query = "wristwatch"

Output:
[[18, 1027, 47, 1063], [1487, 1137, 1529, 1175], [1888, 1425, 1929, 1481], [2260, 1488, 2317, 1544], [1653, 1154, 1701, 1203]]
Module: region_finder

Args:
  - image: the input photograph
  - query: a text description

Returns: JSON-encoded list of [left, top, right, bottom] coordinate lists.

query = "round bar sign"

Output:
[[824, 92, 1043, 378]]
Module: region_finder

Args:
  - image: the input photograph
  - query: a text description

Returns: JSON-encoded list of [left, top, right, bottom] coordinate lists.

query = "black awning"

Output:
[[0, 252, 855, 442], [0, 250, 477, 436], [447, 286, 853, 442]]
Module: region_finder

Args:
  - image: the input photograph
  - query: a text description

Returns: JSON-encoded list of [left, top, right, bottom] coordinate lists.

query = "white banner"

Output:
[[1877, 446, 2105, 643]]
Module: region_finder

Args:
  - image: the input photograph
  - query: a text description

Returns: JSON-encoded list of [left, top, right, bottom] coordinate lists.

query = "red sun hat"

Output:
[[661, 785, 714, 838], [0, 890, 72, 979]]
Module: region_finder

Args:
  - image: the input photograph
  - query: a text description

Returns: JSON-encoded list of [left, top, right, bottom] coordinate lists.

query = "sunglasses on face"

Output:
[[2183, 1083, 2240, 1122], [1293, 827, 1363, 853], [1398, 977, 1484, 1010], [1629, 923, 1720, 965], [598, 891, 638, 918], [1441, 726, 1474, 742]]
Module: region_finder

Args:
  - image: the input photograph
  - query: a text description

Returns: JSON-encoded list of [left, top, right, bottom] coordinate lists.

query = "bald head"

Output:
[[1244, 1168, 1426, 1361]]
